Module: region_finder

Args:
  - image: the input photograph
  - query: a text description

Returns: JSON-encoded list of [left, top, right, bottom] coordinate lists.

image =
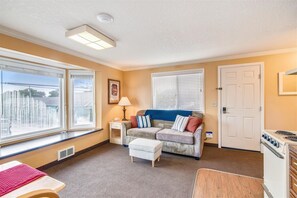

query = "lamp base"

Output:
[[122, 106, 127, 121]]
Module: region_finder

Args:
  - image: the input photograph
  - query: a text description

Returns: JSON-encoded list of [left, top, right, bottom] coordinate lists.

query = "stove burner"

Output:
[[275, 130, 295, 136], [286, 136, 297, 142]]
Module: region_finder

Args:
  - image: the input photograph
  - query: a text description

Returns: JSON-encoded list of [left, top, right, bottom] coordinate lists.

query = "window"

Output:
[[0, 58, 65, 142], [152, 69, 204, 112], [0, 52, 98, 145], [69, 70, 95, 129]]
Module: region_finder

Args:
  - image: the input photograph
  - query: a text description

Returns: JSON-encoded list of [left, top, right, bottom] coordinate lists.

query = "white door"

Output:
[[220, 64, 261, 151]]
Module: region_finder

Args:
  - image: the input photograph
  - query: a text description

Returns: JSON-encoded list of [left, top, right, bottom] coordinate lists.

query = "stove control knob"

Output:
[[270, 139, 275, 144], [274, 142, 279, 148], [267, 137, 271, 141]]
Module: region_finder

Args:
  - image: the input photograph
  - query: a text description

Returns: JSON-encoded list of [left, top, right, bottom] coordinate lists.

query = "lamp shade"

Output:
[[118, 97, 131, 106]]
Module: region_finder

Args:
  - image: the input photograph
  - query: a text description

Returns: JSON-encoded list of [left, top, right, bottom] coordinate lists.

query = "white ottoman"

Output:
[[129, 138, 162, 167]]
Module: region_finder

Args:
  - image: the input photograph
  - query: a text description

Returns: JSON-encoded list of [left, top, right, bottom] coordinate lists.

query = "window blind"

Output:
[[70, 74, 93, 80], [0, 57, 64, 78], [152, 69, 204, 112], [153, 75, 177, 109]]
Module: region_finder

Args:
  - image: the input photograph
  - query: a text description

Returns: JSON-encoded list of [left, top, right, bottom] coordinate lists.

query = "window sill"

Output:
[[0, 129, 103, 160]]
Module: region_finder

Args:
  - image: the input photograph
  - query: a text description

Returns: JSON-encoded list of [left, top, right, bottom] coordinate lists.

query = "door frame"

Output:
[[217, 62, 264, 149]]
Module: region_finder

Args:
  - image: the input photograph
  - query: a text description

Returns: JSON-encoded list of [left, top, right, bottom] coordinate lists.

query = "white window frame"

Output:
[[68, 70, 96, 130], [0, 57, 66, 144], [151, 69, 205, 113]]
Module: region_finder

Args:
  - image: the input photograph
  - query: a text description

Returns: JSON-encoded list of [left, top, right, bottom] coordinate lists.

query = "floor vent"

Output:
[[58, 146, 75, 161]]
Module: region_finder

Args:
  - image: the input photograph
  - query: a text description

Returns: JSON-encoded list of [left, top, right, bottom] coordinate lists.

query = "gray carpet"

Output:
[[44, 143, 263, 198]]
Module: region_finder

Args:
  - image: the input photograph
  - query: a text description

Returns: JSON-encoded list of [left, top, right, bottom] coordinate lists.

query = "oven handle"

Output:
[[261, 141, 284, 159]]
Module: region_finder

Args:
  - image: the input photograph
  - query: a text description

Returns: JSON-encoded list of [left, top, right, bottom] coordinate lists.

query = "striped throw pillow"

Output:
[[137, 115, 152, 128], [172, 115, 189, 132]]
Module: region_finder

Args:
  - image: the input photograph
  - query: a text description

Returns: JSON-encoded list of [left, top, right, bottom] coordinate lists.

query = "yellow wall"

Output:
[[123, 52, 297, 144], [0, 34, 123, 167]]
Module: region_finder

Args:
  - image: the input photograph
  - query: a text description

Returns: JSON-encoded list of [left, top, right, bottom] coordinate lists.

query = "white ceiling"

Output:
[[0, 0, 296, 71]]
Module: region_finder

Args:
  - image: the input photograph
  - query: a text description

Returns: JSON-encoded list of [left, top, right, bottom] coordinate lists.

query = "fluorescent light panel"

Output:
[[87, 43, 104, 50], [66, 25, 116, 50]]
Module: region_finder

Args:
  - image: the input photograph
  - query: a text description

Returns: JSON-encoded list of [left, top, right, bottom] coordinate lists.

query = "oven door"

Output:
[[262, 142, 287, 198]]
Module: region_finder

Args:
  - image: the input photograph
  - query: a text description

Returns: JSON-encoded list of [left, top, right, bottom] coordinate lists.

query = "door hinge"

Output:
[[258, 74, 261, 79], [216, 87, 223, 90], [260, 106, 262, 111]]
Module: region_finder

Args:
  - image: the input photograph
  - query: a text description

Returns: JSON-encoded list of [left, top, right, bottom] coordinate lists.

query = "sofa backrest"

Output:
[[136, 109, 204, 129]]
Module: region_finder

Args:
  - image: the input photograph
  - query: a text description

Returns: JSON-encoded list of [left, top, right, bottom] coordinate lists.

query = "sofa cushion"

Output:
[[172, 115, 189, 132], [156, 129, 194, 145], [137, 115, 151, 128], [130, 116, 138, 128], [152, 120, 174, 129], [186, 116, 203, 133], [127, 127, 162, 139]]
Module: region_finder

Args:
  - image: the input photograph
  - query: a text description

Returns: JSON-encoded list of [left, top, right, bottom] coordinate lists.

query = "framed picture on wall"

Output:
[[108, 79, 120, 104]]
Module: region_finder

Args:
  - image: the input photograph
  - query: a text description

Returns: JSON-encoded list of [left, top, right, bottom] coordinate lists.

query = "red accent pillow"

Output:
[[130, 116, 138, 128], [185, 116, 202, 133]]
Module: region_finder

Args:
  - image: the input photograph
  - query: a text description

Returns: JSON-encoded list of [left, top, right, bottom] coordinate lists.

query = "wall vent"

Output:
[[58, 146, 75, 161]]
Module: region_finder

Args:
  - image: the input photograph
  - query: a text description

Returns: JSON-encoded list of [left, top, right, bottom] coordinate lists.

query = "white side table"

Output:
[[109, 121, 130, 145]]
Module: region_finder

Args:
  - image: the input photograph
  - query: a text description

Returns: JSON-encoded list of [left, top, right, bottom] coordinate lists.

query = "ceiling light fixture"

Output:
[[65, 25, 116, 50], [96, 13, 114, 24]]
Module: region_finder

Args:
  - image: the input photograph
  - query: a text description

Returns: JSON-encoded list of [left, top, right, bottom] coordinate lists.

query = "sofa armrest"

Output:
[[193, 123, 205, 159], [122, 121, 132, 139]]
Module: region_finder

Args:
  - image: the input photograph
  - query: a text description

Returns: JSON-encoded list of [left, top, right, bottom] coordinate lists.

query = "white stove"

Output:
[[262, 130, 297, 155], [261, 130, 297, 198]]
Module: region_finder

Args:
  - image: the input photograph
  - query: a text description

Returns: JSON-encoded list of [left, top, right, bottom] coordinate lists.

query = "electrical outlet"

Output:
[[206, 131, 213, 138]]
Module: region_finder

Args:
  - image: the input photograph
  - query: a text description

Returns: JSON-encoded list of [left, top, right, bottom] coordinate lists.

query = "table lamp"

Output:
[[118, 97, 131, 121]]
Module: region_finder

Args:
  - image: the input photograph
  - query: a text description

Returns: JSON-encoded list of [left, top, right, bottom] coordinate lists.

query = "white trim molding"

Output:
[[124, 48, 296, 71]]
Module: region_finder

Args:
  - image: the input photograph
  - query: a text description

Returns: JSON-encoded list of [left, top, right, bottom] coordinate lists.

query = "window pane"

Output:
[[152, 70, 204, 112], [177, 73, 203, 111], [153, 76, 177, 109], [72, 75, 94, 127], [0, 70, 62, 139]]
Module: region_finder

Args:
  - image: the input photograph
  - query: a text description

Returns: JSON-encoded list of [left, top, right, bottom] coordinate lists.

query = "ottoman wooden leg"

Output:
[[152, 160, 155, 167], [131, 156, 134, 163]]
